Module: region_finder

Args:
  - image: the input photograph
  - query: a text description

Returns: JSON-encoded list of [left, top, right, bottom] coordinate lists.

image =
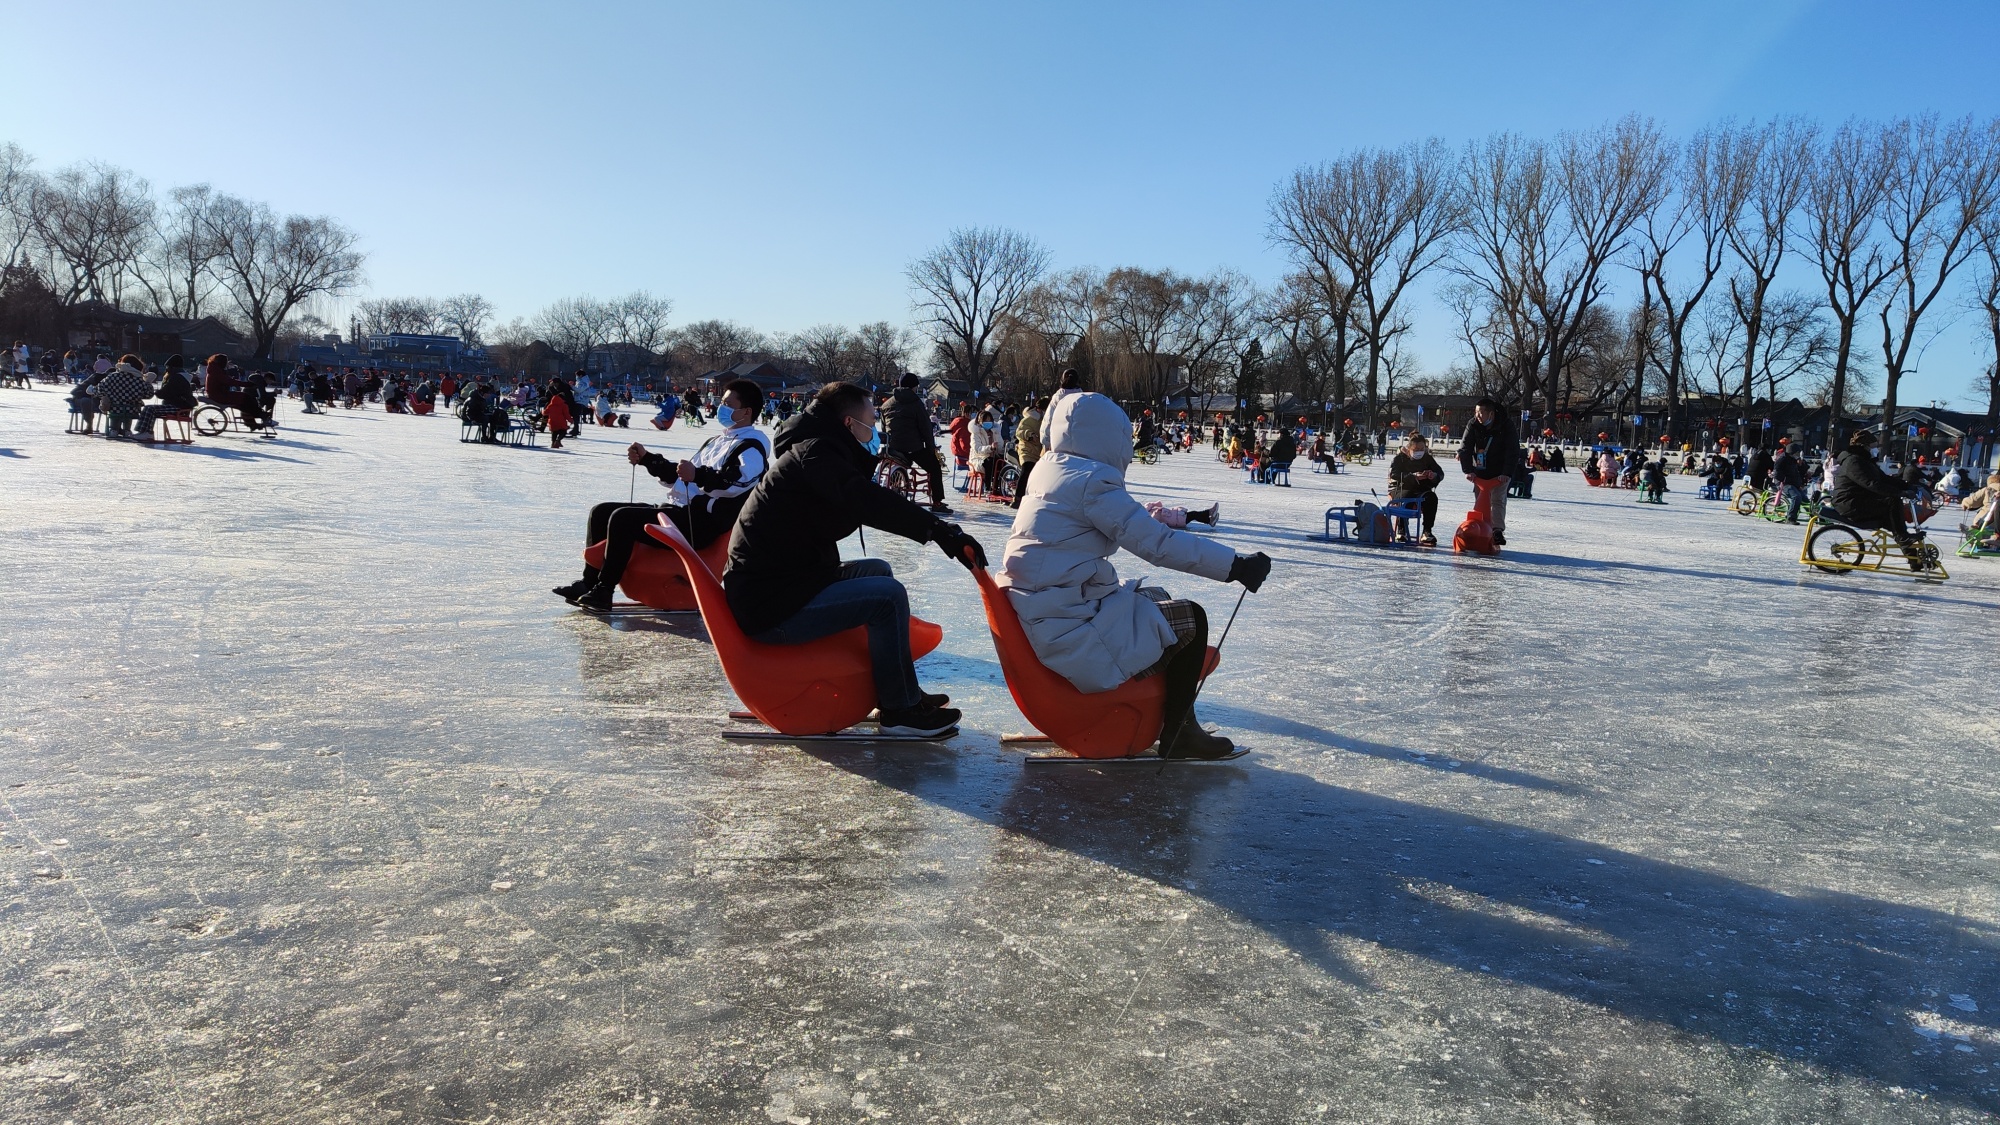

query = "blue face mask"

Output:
[[864, 427, 882, 456]]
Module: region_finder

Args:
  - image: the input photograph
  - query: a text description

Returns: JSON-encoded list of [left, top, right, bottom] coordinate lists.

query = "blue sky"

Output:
[[4, 0, 1997, 405]]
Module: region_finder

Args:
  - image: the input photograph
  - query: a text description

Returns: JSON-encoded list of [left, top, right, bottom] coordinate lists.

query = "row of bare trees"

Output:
[[1266, 114, 2000, 442], [0, 143, 365, 359]]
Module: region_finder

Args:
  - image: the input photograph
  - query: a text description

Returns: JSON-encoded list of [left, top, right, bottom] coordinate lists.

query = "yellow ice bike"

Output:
[[1799, 515, 1948, 582]]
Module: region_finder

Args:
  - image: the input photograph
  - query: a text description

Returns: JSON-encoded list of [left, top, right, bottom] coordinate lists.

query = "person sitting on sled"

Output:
[[1387, 433, 1445, 545], [1001, 392, 1271, 760], [725, 381, 986, 738], [652, 388, 681, 431], [554, 379, 772, 611], [1641, 459, 1670, 503]]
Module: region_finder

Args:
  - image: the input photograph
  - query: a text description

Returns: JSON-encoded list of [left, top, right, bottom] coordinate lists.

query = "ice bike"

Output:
[[1799, 515, 1947, 581]]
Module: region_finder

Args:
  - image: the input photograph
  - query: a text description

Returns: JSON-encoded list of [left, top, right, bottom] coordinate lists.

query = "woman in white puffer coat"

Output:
[[1001, 392, 1270, 758]]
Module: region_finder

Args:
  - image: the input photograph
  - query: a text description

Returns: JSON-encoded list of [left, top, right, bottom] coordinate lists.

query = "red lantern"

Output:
[[1343, 418, 1353, 427], [1389, 420, 1401, 428]]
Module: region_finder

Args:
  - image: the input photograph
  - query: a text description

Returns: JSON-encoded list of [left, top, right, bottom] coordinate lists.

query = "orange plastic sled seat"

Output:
[[584, 531, 731, 611], [1455, 476, 1503, 556], [972, 565, 1217, 759], [642, 520, 943, 736]]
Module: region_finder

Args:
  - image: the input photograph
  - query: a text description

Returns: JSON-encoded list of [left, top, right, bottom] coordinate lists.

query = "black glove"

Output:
[[1228, 551, 1271, 593], [932, 523, 988, 570]]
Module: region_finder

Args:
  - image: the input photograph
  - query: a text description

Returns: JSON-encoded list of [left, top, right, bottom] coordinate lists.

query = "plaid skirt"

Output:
[[1135, 587, 1199, 679]]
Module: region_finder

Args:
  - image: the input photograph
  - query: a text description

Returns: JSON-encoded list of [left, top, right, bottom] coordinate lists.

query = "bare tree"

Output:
[[608, 290, 672, 356], [32, 161, 156, 306], [1537, 117, 1674, 420], [134, 184, 225, 319], [1174, 270, 1260, 407], [1799, 119, 1896, 442], [1098, 267, 1187, 406], [795, 323, 856, 382], [1635, 126, 1748, 438], [532, 295, 617, 368], [1270, 165, 1366, 417], [1724, 116, 1818, 445], [0, 143, 40, 275], [1272, 141, 1460, 434], [1875, 114, 2000, 448], [671, 319, 765, 374], [206, 195, 364, 360], [1970, 212, 2000, 429], [1264, 272, 1345, 425], [357, 296, 443, 335], [907, 227, 1049, 394], [1747, 290, 1835, 404], [853, 321, 913, 387], [438, 293, 495, 346]]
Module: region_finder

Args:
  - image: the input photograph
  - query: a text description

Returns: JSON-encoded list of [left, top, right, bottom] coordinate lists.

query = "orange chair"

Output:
[[971, 565, 1217, 759], [642, 520, 943, 736], [411, 399, 435, 416], [583, 529, 731, 612], [1455, 476, 1502, 556]]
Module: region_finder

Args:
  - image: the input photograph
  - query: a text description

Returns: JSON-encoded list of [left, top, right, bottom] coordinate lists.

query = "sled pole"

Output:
[[630, 463, 637, 503], [1195, 586, 1250, 702]]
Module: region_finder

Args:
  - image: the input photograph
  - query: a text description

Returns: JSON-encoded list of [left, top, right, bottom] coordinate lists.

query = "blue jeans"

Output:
[[752, 559, 920, 712], [1782, 484, 1804, 522]]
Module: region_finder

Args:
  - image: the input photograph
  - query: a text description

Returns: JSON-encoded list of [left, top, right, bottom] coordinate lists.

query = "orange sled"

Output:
[[643, 519, 942, 736], [972, 564, 1217, 759]]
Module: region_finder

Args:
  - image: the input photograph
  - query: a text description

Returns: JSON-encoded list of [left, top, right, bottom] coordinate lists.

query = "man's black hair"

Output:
[[812, 380, 870, 416], [1475, 396, 1502, 412], [723, 377, 764, 416], [899, 372, 920, 389]]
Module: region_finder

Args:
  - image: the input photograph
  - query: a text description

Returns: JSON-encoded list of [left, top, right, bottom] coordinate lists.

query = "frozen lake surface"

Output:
[[3, 387, 1998, 1123]]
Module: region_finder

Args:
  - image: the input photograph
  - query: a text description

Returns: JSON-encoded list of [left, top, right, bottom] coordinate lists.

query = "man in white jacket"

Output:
[[1001, 392, 1270, 758]]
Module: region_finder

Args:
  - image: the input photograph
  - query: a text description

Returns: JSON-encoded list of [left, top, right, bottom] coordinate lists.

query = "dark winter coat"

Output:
[[1832, 448, 1904, 528], [1773, 451, 1805, 489], [881, 387, 935, 454], [1268, 431, 1297, 464], [1388, 451, 1446, 499], [152, 370, 198, 411], [1456, 416, 1520, 481], [724, 401, 944, 636]]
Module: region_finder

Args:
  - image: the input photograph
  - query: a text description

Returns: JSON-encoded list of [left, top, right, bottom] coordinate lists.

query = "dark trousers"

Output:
[[1155, 602, 1210, 750], [584, 502, 697, 586], [896, 445, 946, 504], [1409, 491, 1438, 532], [751, 559, 921, 712], [1012, 457, 1037, 508]]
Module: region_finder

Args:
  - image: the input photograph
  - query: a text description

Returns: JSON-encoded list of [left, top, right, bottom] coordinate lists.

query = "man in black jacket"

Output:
[[880, 373, 951, 513], [138, 354, 199, 441], [1772, 441, 1808, 523], [1831, 431, 1911, 533], [1456, 398, 1521, 546], [727, 382, 986, 737]]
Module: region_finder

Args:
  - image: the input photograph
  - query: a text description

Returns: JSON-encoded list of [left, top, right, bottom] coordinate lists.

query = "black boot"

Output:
[[1187, 503, 1220, 527], [1164, 721, 1237, 760], [555, 567, 601, 602], [575, 581, 616, 613], [1154, 603, 1224, 757]]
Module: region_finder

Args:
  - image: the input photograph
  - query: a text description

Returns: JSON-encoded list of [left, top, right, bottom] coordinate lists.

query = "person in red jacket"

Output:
[[543, 385, 572, 449], [947, 403, 971, 470]]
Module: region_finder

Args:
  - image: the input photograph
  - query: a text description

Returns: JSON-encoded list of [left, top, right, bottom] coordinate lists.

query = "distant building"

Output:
[[296, 332, 492, 376], [702, 360, 814, 395], [65, 301, 247, 362]]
